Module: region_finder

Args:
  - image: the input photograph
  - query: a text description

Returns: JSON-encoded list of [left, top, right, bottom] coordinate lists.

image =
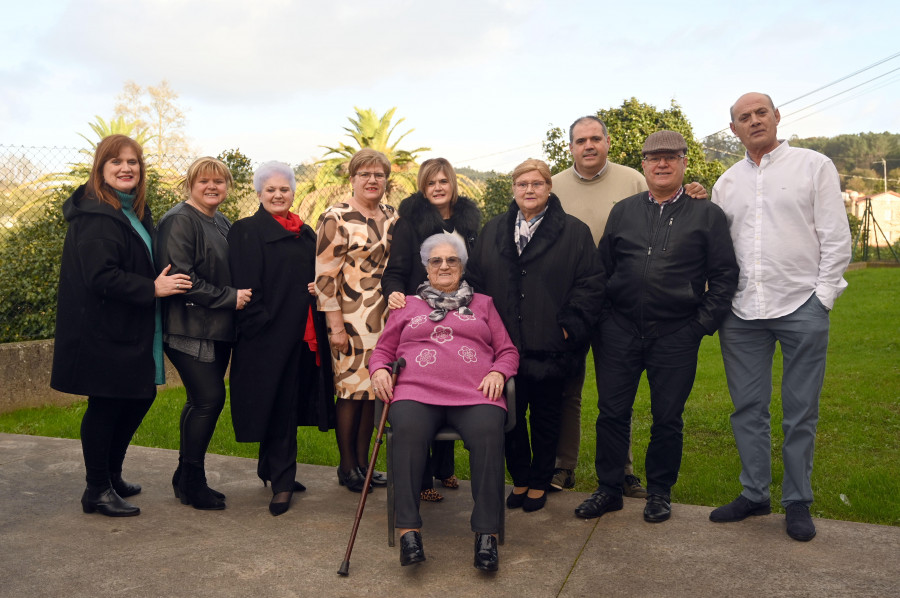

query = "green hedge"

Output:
[[0, 172, 184, 343]]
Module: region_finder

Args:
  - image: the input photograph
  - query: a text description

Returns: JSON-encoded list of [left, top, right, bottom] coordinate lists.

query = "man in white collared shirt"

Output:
[[710, 92, 851, 542]]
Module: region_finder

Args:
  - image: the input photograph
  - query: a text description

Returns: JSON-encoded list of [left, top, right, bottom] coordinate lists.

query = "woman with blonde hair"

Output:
[[156, 156, 252, 510]]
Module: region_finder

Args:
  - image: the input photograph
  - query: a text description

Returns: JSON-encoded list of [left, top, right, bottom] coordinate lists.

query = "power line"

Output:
[[459, 142, 542, 164], [779, 66, 900, 120], [780, 73, 900, 128], [779, 51, 900, 108], [703, 53, 900, 138]]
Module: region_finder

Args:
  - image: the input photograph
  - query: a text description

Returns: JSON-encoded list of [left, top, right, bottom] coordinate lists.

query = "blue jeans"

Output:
[[718, 294, 830, 506]]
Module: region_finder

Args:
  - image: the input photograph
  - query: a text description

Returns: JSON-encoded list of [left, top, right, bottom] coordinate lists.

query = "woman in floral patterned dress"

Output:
[[315, 149, 398, 493]]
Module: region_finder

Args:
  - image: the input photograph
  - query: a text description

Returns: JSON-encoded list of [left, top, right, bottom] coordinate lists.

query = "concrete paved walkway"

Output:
[[1, 433, 897, 598]]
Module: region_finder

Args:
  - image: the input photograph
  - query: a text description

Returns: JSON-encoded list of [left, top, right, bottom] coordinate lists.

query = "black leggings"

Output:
[[81, 395, 155, 486], [165, 343, 231, 467]]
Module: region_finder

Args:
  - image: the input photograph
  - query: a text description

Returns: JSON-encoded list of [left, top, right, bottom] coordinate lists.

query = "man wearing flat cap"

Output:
[[575, 130, 738, 524]]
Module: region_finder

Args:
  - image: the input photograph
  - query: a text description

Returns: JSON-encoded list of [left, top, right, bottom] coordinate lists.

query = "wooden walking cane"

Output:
[[337, 357, 405, 576]]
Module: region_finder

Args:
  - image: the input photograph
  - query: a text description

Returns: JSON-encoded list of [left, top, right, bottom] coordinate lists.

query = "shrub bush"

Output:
[[0, 172, 183, 342]]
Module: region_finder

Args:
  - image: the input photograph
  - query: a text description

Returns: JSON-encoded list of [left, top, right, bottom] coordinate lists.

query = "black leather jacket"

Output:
[[155, 202, 238, 342], [599, 192, 738, 339]]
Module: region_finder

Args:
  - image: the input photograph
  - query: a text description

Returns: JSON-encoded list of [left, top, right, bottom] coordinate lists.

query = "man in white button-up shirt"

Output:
[[709, 92, 851, 542]]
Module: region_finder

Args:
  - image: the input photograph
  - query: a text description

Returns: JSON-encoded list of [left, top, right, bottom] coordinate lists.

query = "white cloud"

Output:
[[37, 0, 530, 102]]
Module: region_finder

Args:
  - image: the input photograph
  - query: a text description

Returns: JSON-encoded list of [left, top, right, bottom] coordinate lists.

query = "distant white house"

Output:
[[851, 191, 900, 247]]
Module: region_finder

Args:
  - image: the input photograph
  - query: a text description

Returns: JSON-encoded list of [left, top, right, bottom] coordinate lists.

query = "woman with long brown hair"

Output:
[[52, 134, 191, 517]]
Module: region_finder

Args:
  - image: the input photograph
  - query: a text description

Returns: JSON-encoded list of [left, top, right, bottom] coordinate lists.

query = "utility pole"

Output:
[[875, 158, 888, 193]]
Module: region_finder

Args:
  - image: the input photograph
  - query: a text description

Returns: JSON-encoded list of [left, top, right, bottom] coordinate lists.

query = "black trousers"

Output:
[[165, 342, 231, 467], [505, 375, 565, 491], [593, 317, 701, 497], [81, 395, 155, 486], [420, 440, 455, 490], [390, 401, 505, 533], [258, 341, 315, 494]]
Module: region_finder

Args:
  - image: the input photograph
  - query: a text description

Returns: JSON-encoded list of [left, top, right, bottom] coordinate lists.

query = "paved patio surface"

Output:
[[1, 433, 897, 598]]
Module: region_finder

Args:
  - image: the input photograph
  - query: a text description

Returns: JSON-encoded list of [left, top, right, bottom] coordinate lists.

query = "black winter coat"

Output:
[[51, 185, 158, 399], [156, 202, 238, 342], [382, 192, 482, 296], [466, 194, 604, 380], [599, 192, 738, 338], [227, 207, 335, 441]]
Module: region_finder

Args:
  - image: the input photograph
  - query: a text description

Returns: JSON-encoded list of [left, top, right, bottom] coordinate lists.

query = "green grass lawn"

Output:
[[2, 268, 897, 525]]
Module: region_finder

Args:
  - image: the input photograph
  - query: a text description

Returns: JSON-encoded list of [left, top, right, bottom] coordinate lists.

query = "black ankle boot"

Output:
[[179, 463, 226, 510], [110, 473, 141, 498], [172, 458, 182, 499], [174, 457, 225, 501], [81, 484, 140, 517]]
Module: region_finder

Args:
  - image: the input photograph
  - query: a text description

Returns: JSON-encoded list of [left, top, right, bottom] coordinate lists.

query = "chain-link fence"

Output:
[[0, 144, 406, 343]]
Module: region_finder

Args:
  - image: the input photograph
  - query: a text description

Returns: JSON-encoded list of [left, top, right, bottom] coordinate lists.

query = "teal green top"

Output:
[[117, 191, 165, 385]]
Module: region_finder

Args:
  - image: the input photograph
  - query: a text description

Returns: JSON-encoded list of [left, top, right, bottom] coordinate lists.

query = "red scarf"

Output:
[[271, 211, 302, 233]]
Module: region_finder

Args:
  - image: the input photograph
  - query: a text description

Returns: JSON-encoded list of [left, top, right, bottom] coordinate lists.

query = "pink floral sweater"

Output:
[[369, 294, 519, 410]]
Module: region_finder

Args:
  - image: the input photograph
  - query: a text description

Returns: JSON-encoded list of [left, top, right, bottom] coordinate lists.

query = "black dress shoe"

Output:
[[81, 485, 140, 517], [709, 495, 771, 522], [574, 488, 624, 519], [292, 481, 306, 492], [523, 492, 547, 513], [359, 466, 387, 487], [269, 491, 293, 516], [474, 533, 499, 572], [785, 503, 816, 541], [110, 473, 141, 498], [643, 494, 672, 523], [399, 531, 426, 566], [337, 467, 372, 494], [506, 489, 527, 509]]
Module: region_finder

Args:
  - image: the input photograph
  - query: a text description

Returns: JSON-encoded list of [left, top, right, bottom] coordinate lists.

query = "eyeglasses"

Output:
[[427, 256, 462, 269], [514, 181, 546, 191], [355, 171, 387, 180], [642, 154, 685, 165]]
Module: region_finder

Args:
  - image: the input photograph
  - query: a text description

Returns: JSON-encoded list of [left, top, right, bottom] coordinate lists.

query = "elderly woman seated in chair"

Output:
[[369, 232, 519, 572]]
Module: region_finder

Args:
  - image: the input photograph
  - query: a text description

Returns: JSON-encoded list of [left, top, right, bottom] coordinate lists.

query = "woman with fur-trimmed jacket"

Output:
[[466, 159, 604, 513], [382, 158, 482, 500]]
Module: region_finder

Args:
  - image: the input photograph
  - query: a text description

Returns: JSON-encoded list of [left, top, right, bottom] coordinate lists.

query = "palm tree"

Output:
[[296, 107, 430, 219], [9, 117, 157, 222], [76, 115, 155, 157]]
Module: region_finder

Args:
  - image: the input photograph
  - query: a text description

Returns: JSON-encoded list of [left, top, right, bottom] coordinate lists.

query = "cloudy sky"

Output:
[[3, 0, 898, 172]]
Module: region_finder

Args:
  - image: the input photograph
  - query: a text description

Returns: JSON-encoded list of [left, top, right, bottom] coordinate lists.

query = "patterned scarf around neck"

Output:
[[416, 280, 474, 322], [514, 208, 547, 255]]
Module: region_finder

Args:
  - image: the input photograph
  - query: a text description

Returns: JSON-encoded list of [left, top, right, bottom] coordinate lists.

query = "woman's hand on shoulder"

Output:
[[235, 288, 252, 310], [370, 368, 394, 403], [477, 371, 506, 401], [387, 291, 406, 310], [155, 264, 192, 297]]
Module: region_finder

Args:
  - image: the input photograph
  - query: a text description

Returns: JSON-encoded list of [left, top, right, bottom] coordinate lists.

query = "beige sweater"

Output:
[[551, 163, 647, 245]]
